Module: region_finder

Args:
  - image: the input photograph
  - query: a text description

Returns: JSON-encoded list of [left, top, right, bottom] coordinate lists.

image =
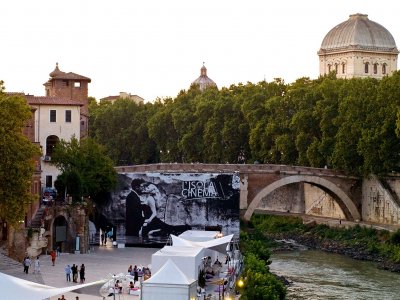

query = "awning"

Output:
[[171, 234, 234, 254], [0, 271, 105, 300]]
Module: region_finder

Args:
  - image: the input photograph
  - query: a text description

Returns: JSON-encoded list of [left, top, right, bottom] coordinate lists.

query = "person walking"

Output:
[[79, 263, 85, 283], [50, 250, 56, 266], [33, 256, 41, 274], [65, 264, 72, 282], [71, 264, 78, 283], [23, 256, 31, 274]]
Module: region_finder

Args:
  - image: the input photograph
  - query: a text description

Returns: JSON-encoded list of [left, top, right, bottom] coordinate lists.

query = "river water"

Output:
[[270, 250, 400, 300]]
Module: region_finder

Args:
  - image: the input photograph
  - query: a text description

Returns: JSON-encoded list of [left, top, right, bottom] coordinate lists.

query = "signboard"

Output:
[[102, 172, 240, 245]]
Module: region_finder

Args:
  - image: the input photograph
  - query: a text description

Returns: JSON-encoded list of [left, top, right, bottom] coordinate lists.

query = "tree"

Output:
[[0, 82, 41, 226], [51, 136, 117, 204]]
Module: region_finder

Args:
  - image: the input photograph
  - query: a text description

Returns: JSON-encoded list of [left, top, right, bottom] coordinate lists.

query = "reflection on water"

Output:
[[270, 250, 400, 300]]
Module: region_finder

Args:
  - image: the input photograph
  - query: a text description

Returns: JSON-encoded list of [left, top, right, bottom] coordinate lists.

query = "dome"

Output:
[[319, 14, 398, 54], [192, 64, 217, 91], [49, 62, 64, 78]]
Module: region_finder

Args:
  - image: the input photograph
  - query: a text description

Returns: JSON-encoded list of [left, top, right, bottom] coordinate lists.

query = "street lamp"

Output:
[[237, 278, 244, 288]]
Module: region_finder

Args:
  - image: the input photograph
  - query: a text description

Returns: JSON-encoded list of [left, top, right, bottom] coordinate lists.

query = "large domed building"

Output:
[[318, 13, 398, 79], [192, 63, 217, 91]]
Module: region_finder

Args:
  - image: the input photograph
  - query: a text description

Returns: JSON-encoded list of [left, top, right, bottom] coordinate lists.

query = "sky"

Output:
[[1, 1, 400, 102]]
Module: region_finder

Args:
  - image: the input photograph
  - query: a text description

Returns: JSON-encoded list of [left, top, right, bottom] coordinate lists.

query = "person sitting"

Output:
[[115, 280, 122, 293], [129, 281, 135, 289]]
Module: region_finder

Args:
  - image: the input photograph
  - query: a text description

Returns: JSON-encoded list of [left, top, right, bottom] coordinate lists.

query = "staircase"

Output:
[[28, 206, 45, 228]]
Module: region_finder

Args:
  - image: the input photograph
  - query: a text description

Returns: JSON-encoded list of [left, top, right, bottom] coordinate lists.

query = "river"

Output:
[[270, 250, 400, 300]]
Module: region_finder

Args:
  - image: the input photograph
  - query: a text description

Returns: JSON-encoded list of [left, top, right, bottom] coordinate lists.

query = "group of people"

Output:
[[127, 264, 140, 285], [64, 263, 86, 283], [22, 256, 41, 274]]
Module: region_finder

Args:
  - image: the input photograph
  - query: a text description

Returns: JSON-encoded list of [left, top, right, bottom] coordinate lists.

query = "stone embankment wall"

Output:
[[362, 175, 400, 225], [258, 183, 304, 213], [255, 182, 346, 219], [304, 184, 345, 219]]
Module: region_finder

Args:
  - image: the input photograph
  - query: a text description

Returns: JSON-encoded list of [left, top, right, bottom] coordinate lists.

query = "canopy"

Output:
[[152, 246, 204, 280], [142, 259, 197, 300], [171, 233, 234, 254], [0, 272, 105, 300], [145, 259, 195, 285], [178, 230, 220, 241]]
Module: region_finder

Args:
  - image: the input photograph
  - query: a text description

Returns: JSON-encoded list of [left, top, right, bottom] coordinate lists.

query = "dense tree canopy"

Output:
[[51, 136, 117, 204], [0, 82, 41, 226], [89, 72, 400, 176]]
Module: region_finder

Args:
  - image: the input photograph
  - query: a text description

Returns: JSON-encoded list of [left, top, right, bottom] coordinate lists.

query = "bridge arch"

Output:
[[243, 175, 361, 222]]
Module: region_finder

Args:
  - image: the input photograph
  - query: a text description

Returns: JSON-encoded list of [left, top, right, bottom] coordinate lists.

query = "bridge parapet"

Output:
[[115, 163, 358, 179]]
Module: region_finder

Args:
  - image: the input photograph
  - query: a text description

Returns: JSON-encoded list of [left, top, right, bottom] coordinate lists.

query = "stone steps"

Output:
[[28, 207, 45, 228]]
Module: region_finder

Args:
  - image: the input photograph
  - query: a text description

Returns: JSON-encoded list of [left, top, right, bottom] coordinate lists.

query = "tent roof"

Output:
[[144, 259, 195, 285], [179, 230, 220, 241], [0, 271, 105, 300], [171, 234, 234, 254], [153, 246, 204, 257]]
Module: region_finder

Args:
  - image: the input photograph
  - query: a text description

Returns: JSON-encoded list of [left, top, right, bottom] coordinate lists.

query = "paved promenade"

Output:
[[0, 242, 159, 300]]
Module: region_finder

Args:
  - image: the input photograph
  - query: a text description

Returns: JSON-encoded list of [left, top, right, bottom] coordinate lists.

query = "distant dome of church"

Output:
[[319, 14, 398, 54], [192, 64, 217, 91], [318, 14, 398, 79]]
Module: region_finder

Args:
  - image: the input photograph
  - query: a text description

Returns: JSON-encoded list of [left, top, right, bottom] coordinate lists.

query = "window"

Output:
[[373, 63, 378, 74], [50, 110, 56, 122], [63, 80, 69, 87], [335, 64, 338, 74], [382, 64, 387, 75], [364, 63, 369, 73], [328, 64, 331, 73], [74, 81, 81, 88], [46, 176, 53, 188], [342, 63, 346, 74], [45, 135, 59, 157], [65, 110, 71, 123]]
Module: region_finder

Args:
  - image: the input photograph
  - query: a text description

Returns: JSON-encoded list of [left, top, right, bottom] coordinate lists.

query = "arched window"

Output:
[[373, 63, 378, 74], [335, 63, 338, 74], [364, 62, 369, 73], [342, 63, 346, 74], [382, 64, 387, 75], [328, 64, 331, 73], [45, 135, 60, 157]]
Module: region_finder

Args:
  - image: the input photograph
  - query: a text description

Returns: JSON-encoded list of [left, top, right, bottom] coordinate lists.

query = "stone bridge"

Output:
[[116, 163, 365, 222]]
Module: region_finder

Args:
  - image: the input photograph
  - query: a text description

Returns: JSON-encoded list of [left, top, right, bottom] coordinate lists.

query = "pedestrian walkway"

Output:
[[0, 244, 159, 300]]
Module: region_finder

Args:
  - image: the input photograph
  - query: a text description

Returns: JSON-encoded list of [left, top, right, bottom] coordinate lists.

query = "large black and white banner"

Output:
[[102, 172, 240, 245]]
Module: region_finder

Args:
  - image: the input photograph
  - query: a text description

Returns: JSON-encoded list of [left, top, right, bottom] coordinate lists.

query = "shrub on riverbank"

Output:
[[238, 226, 287, 299], [249, 214, 400, 270]]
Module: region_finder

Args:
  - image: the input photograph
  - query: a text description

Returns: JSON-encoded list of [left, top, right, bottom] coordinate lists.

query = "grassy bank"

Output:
[[238, 219, 287, 299], [246, 214, 400, 270]]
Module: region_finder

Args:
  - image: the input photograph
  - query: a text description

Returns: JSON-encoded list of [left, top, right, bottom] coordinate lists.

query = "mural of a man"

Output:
[[125, 178, 145, 236]]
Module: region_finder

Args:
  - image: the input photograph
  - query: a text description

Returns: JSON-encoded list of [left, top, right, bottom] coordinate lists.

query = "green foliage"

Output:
[[389, 229, 400, 245], [88, 75, 400, 175], [0, 83, 41, 226], [240, 216, 287, 299], [51, 136, 117, 204]]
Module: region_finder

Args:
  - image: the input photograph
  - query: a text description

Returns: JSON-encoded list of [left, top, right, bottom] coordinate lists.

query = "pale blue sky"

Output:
[[1, 0, 399, 102]]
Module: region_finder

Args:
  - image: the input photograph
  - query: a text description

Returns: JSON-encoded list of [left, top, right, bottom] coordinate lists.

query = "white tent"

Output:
[[179, 230, 220, 242], [151, 246, 204, 280], [141, 259, 197, 300], [0, 271, 105, 300], [171, 233, 234, 254]]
